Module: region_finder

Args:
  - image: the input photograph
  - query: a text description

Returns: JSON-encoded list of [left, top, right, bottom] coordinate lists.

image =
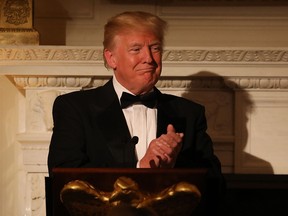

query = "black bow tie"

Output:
[[120, 91, 158, 109]]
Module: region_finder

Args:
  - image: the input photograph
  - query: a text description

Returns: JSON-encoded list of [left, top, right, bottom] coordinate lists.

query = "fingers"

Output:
[[159, 134, 178, 149], [153, 126, 183, 167], [167, 124, 184, 138], [155, 137, 179, 160], [167, 123, 183, 138], [139, 124, 184, 168], [139, 139, 172, 168], [167, 124, 175, 133]]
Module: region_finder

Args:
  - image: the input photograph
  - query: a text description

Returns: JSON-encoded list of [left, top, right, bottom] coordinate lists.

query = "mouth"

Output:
[[137, 68, 156, 73]]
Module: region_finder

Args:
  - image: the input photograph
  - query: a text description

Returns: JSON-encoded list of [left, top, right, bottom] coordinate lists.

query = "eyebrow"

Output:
[[128, 41, 162, 48]]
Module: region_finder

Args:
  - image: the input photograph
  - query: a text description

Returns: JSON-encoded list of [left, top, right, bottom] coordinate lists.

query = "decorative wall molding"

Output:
[[225, 78, 288, 90], [163, 49, 288, 63], [25, 173, 47, 215], [13, 76, 94, 88], [12, 76, 288, 90], [1, 47, 288, 64], [0, 0, 39, 45], [0, 47, 103, 62], [2, 0, 31, 26]]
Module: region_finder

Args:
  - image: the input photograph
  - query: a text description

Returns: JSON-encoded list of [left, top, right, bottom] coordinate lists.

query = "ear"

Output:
[[104, 49, 117, 69]]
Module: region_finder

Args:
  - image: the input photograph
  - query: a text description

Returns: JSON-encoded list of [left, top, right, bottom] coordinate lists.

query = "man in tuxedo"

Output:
[[48, 11, 225, 214]]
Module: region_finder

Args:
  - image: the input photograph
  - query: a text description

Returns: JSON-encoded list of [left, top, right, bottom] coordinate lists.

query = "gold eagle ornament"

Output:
[[60, 176, 201, 216]]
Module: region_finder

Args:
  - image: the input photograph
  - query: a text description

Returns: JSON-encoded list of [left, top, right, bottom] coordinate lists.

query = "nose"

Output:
[[143, 47, 154, 63]]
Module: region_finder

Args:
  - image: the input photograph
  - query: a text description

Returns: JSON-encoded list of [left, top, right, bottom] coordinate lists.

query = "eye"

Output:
[[129, 46, 141, 53], [150, 45, 162, 53]]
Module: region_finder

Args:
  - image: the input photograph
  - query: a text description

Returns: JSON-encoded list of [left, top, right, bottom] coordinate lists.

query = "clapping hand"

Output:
[[139, 124, 184, 168]]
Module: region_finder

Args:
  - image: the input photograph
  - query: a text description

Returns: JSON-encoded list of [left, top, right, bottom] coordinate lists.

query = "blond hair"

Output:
[[103, 11, 167, 67]]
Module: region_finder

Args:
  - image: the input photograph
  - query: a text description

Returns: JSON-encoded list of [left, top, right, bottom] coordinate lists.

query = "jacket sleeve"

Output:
[[47, 95, 90, 176]]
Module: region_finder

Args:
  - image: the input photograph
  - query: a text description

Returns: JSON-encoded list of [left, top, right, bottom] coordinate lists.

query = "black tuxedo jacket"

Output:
[[48, 79, 222, 177], [47, 79, 225, 214]]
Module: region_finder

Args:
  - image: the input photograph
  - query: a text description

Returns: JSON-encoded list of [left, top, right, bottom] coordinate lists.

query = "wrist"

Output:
[[139, 158, 150, 168]]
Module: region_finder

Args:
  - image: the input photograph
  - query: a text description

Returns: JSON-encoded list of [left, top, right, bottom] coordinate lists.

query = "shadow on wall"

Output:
[[33, 0, 70, 45], [181, 71, 274, 174]]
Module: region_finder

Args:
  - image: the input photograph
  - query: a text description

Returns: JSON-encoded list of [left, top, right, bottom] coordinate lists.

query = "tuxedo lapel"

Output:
[[155, 88, 186, 137], [90, 80, 136, 166]]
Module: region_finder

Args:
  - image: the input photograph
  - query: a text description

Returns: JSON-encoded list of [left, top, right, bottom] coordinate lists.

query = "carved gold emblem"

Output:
[[3, 0, 30, 25], [60, 176, 201, 216]]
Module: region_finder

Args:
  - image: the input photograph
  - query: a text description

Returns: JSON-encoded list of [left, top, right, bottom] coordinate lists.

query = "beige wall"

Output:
[[34, 0, 288, 47], [0, 76, 25, 216]]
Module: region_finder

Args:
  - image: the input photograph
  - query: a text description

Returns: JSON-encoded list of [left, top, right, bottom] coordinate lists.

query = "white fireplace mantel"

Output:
[[1, 45, 288, 172], [1, 46, 288, 77], [1, 45, 288, 173], [1, 45, 288, 215]]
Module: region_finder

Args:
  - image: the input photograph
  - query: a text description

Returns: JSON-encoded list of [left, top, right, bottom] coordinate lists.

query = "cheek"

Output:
[[155, 55, 162, 67], [142, 70, 161, 83], [119, 56, 139, 70], [155, 56, 162, 71]]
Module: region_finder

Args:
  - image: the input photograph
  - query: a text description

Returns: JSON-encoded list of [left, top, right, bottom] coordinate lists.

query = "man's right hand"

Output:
[[139, 124, 183, 168]]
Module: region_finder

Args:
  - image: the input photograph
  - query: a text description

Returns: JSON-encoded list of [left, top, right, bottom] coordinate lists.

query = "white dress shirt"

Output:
[[112, 76, 157, 162]]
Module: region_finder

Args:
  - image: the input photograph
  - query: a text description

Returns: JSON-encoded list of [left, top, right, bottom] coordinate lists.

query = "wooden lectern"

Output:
[[46, 168, 208, 216]]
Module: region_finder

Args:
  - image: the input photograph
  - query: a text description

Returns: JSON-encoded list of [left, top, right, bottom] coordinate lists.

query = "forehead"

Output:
[[115, 30, 161, 44]]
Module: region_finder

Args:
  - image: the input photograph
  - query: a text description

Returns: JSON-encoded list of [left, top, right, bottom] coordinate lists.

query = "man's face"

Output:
[[105, 30, 163, 95]]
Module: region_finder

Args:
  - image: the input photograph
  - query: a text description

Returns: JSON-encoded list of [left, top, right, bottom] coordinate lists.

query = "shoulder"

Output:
[[158, 91, 204, 111], [56, 87, 101, 103], [54, 80, 114, 107]]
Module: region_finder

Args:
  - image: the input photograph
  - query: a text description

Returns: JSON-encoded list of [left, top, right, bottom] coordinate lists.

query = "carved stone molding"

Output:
[[0, 0, 39, 45], [225, 77, 288, 90], [1, 47, 288, 63], [0, 47, 103, 61], [13, 76, 94, 88], [163, 49, 288, 63], [25, 173, 47, 215], [2, 0, 31, 26], [158, 78, 288, 90], [13, 76, 288, 90]]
